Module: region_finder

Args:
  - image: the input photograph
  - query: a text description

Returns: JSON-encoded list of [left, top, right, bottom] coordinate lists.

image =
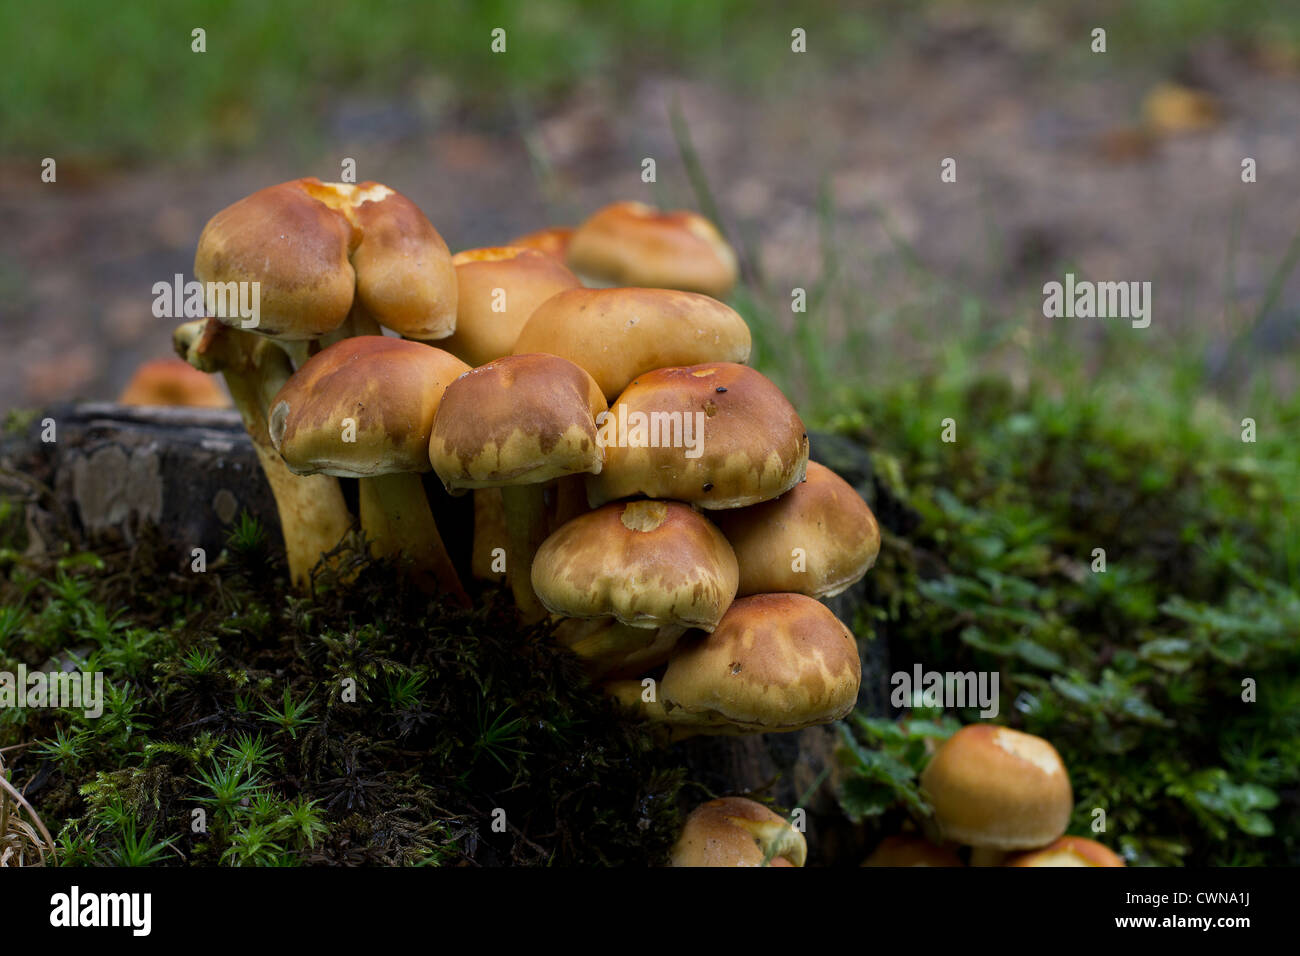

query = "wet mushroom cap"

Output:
[[567, 201, 739, 299], [919, 724, 1073, 851], [669, 797, 807, 867], [195, 178, 456, 340], [660, 593, 860, 732], [441, 246, 581, 367], [511, 287, 751, 401], [1004, 837, 1125, 867], [268, 336, 469, 477], [712, 461, 880, 598], [508, 226, 574, 262], [862, 836, 964, 867], [429, 353, 607, 491], [588, 362, 808, 509], [532, 500, 739, 631], [118, 357, 230, 408]]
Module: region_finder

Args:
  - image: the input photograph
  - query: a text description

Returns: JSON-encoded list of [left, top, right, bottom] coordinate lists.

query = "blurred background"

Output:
[[3, 1, 1299, 864]]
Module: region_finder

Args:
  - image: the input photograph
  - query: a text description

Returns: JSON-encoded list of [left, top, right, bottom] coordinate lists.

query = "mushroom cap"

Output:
[[567, 202, 738, 299], [1004, 836, 1125, 868], [508, 226, 573, 262], [669, 797, 806, 867], [588, 362, 808, 510], [429, 353, 607, 491], [919, 724, 1073, 851], [861, 835, 964, 867], [268, 336, 469, 478], [441, 247, 581, 367], [712, 461, 880, 598], [553, 618, 686, 679], [660, 593, 860, 732], [118, 357, 230, 408], [532, 500, 738, 631], [511, 287, 751, 401], [195, 178, 456, 340]]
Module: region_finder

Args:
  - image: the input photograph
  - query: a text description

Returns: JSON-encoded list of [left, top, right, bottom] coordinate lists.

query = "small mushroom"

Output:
[[1004, 836, 1125, 867], [429, 353, 607, 618], [567, 201, 738, 299], [119, 357, 230, 408], [440, 246, 581, 367], [587, 363, 809, 509], [669, 797, 806, 867], [657, 593, 861, 734], [711, 460, 880, 598], [862, 835, 964, 867], [511, 287, 751, 401], [507, 226, 574, 262], [919, 724, 1073, 866], [268, 336, 469, 599]]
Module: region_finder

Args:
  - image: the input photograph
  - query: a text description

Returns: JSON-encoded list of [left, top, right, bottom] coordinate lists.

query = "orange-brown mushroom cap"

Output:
[[712, 461, 880, 598], [531, 500, 738, 631], [508, 226, 573, 262], [1004, 836, 1125, 867], [567, 202, 738, 299], [919, 724, 1073, 851], [441, 247, 581, 367], [268, 336, 469, 477], [660, 593, 861, 733], [862, 835, 964, 867], [511, 287, 751, 401], [669, 797, 807, 867], [118, 357, 230, 408], [428, 353, 607, 491], [588, 363, 808, 510]]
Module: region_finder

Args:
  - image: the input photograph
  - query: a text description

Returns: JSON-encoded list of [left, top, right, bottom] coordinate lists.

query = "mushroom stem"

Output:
[[278, 340, 312, 369], [549, 475, 589, 532], [500, 484, 549, 622], [358, 472, 467, 604], [174, 320, 353, 589], [968, 847, 1009, 867]]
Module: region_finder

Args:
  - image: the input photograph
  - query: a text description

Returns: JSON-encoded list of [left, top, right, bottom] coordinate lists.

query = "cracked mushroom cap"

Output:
[[511, 287, 751, 401], [440, 247, 581, 367], [119, 357, 230, 408], [267, 336, 469, 477], [567, 202, 738, 299], [669, 797, 806, 867], [508, 226, 573, 262], [195, 178, 456, 340], [862, 836, 964, 867], [429, 353, 607, 491], [660, 593, 860, 733], [712, 461, 880, 598], [1005, 837, 1125, 867], [532, 500, 738, 632], [588, 362, 808, 510], [919, 725, 1073, 851]]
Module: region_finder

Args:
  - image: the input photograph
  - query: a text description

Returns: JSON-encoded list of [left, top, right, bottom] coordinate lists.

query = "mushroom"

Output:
[[554, 619, 687, 680], [440, 246, 581, 368], [669, 797, 806, 867], [119, 357, 230, 408], [173, 319, 352, 587], [267, 335, 469, 599], [1004, 836, 1125, 867], [711, 461, 881, 598], [508, 226, 574, 263], [195, 177, 457, 363], [657, 593, 861, 734], [919, 724, 1073, 866], [587, 362, 809, 509], [861, 835, 964, 867], [511, 287, 751, 402], [566, 201, 739, 299], [428, 353, 607, 618]]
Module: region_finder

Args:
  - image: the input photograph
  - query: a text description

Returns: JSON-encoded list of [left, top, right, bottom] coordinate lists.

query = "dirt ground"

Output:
[[3, 24, 1298, 409]]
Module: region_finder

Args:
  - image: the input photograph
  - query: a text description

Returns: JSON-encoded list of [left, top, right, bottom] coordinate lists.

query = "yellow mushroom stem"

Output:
[[358, 472, 467, 604], [500, 484, 549, 622], [173, 320, 353, 589]]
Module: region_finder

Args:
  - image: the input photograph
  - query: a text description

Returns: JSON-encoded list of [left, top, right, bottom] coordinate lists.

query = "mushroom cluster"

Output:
[[173, 184, 881, 740]]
